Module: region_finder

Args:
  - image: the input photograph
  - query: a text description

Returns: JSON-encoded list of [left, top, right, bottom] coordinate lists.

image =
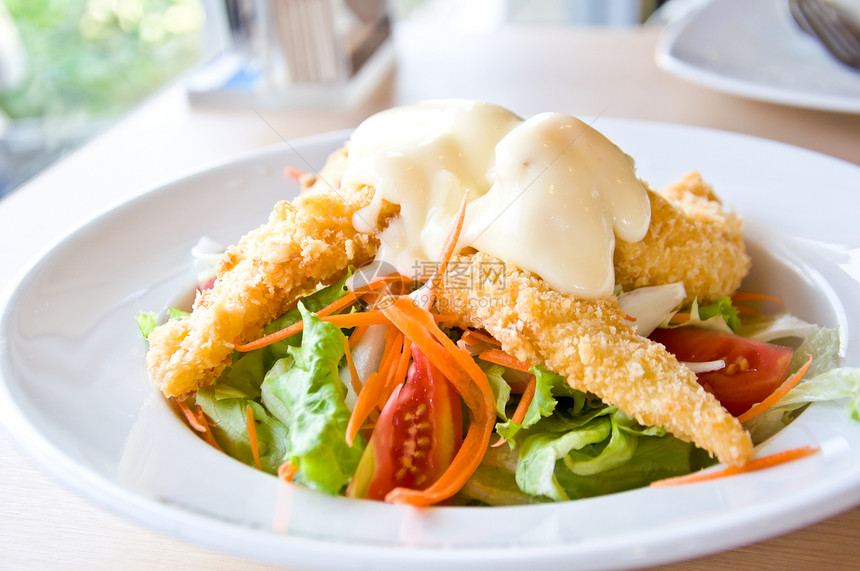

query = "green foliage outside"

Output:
[[0, 0, 203, 121]]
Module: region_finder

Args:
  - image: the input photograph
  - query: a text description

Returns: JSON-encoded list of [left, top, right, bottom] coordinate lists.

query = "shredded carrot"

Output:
[[235, 300, 453, 352], [669, 312, 691, 324], [348, 325, 368, 348], [650, 445, 820, 487], [346, 372, 381, 445], [176, 398, 207, 432], [246, 404, 261, 470], [434, 192, 469, 286], [234, 310, 390, 352], [732, 292, 785, 305], [380, 296, 495, 506], [478, 348, 533, 373], [234, 276, 414, 352], [284, 166, 305, 181], [278, 461, 297, 482], [461, 329, 501, 347], [389, 333, 413, 394], [735, 306, 758, 316], [343, 336, 363, 397], [510, 375, 537, 425], [194, 405, 223, 451], [376, 330, 406, 407], [236, 321, 304, 351], [346, 327, 403, 445], [737, 354, 813, 423]]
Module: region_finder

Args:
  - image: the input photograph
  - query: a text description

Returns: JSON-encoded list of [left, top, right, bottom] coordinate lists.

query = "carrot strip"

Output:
[[346, 372, 381, 446], [376, 330, 405, 408], [278, 461, 297, 482], [176, 398, 207, 432], [343, 336, 363, 397], [478, 348, 533, 373], [510, 375, 537, 425], [346, 327, 400, 445], [668, 312, 691, 324], [461, 329, 501, 347], [381, 296, 495, 506], [315, 291, 360, 317], [737, 354, 813, 423], [390, 333, 413, 392], [233, 277, 408, 352], [650, 446, 819, 488], [735, 306, 758, 316], [236, 321, 305, 352], [435, 191, 469, 285], [234, 311, 391, 351], [732, 292, 785, 305], [284, 166, 305, 180], [348, 325, 368, 348], [246, 404, 261, 470], [194, 405, 224, 451]]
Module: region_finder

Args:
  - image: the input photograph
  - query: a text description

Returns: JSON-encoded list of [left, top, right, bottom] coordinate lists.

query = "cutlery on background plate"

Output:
[[789, 0, 860, 71]]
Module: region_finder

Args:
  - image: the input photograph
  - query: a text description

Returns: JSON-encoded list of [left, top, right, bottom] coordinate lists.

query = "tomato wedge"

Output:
[[347, 345, 463, 501], [649, 326, 794, 417]]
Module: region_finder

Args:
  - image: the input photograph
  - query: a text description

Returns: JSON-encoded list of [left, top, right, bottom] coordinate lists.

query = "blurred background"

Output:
[[0, 0, 672, 199]]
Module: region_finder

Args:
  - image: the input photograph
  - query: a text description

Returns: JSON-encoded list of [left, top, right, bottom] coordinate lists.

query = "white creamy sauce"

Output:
[[341, 100, 651, 298]]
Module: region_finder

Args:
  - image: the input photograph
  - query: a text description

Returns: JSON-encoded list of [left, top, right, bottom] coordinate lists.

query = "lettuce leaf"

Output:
[[195, 387, 289, 474], [495, 365, 580, 442], [791, 326, 841, 377], [479, 361, 511, 419], [135, 311, 158, 339], [697, 296, 741, 332], [554, 434, 693, 499], [261, 304, 364, 495], [515, 416, 612, 501]]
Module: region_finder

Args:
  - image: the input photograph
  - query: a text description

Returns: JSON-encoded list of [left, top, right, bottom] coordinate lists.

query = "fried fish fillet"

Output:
[[616, 172, 750, 303], [435, 251, 754, 467], [146, 186, 377, 397]]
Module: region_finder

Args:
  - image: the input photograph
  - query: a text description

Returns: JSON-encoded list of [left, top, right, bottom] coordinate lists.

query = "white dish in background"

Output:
[[655, 0, 860, 113], [2, 122, 860, 570]]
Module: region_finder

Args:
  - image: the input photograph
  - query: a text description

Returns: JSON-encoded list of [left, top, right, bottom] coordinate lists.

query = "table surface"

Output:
[[2, 23, 860, 570]]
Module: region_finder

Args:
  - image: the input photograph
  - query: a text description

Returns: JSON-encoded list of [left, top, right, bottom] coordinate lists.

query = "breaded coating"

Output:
[[435, 251, 754, 467], [146, 187, 377, 397], [615, 172, 750, 303]]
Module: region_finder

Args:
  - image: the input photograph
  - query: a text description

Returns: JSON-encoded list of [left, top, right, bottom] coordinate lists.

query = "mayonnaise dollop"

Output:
[[341, 100, 651, 298]]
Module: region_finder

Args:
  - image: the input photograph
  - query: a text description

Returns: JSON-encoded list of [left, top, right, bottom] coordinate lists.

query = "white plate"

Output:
[[2, 122, 860, 570], [655, 0, 860, 113]]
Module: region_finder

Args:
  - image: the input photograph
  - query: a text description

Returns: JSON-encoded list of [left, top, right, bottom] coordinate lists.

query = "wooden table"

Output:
[[1, 24, 859, 570]]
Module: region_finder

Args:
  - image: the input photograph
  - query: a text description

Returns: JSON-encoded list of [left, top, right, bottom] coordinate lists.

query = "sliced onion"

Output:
[[617, 282, 686, 336], [683, 359, 725, 374], [339, 324, 388, 410]]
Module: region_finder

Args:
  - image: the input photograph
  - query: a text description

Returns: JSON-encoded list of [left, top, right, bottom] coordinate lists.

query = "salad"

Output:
[[137, 101, 860, 507]]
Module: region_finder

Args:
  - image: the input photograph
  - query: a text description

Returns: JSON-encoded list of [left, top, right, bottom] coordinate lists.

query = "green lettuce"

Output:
[[261, 304, 364, 495], [135, 311, 158, 339], [479, 361, 511, 419], [135, 307, 189, 340], [495, 365, 579, 442], [471, 363, 693, 503], [195, 386, 289, 474], [697, 296, 741, 332]]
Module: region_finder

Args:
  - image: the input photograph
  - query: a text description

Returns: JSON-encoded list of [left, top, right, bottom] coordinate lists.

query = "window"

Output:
[[0, 0, 219, 198]]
